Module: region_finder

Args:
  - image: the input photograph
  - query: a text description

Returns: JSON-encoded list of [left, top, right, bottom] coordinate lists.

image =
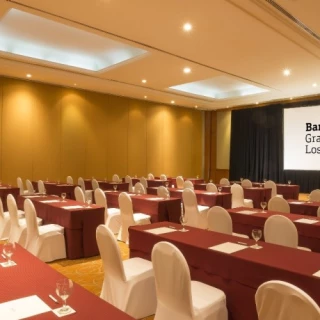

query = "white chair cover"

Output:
[[112, 174, 121, 182], [0, 198, 10, 240], [152, 241, 228, 320], [140, 177, 148, 190], [182, 188, 209, 229], [231, 184, 253, 208], [117, 192, 150, 243], [17, 177, 28, 195], [26, 179, 35, 194], [92, 178, 99, 191], [255, 280, 320, 320], [206, 183, 218, 192], [160, 174, 167, 181], [66, 176, 73, 184], [183, 180, 194, 190], [241, 179, 252, 188], [134, 182, 146, 194], [310, 189, 320, 202], [317, 207, 320, 217], [268, 197, 290, 213], [219, 178, 230, 186], [157, 186, 169, 198], [78, 177, 93, 201], [97, 225, 157, 319], [176, 176, 184, 189], [264, 180, 283, 198], [147, 173, 155, 180], [124, 175, 134, 192], [94, 188, 121, 234], [74, 186, 85, 203], [38, 180, 46, 194]]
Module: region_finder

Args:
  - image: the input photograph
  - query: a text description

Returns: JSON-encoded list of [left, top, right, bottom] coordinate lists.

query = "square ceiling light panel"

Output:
[[169, 75, 269, 99], [0, 9, 147, 72]]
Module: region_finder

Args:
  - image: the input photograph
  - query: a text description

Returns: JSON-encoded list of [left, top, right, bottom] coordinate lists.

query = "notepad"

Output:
[[203, 192, 217, 195], [62, 205, 83, 210], [294, 218, 318, 224], [52, 306, 76, 317], [40, 200, 61, 203], [145, 227, 177, 235], [146, 197, 163, 201], [24, 195, 40, 198], [313, 270, 320, 277], [236, 210, 258, 215], [290, 201, 304, 204], [209, 242, 248, 254]]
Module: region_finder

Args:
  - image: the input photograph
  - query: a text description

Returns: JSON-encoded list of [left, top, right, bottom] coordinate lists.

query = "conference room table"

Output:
[[84, 179, 129, 191], [32, 181, 77, 200], [288, 199, 320, 217], [252, 182, 300, 200], [0, 243, 135, 320], [169, 177, 205, 187], [17, 195, 104, 259], [227, 207, 320, 253], [0, 184, 19, 211], [131, 178, 169, 188], [129, 221, 320, 320], [104, 191, 181, 223], [147, 187, 232, 209]]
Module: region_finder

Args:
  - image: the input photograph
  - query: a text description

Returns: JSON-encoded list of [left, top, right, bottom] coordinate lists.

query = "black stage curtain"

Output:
[[229, 100, 320, 193]]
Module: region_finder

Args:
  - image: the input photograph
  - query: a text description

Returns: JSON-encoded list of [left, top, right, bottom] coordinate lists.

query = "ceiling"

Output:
[[0, 0, 319, 110]]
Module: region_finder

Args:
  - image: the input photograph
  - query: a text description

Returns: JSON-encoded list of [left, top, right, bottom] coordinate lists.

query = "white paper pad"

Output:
[[209, 242, 248, 254], [236, 210, 258, 215], [52, 306, 76, 317], [203, 192, 217, 195], [174, 190, 184, 192], [313, 270, 320, 277], [294, 218, 319, 224], [0, 295, 51, 319], [290, 201, 304, 204], [0, 261, 17, 267], [145, 227, 177, 235], [40, 200, 61, 203], [24, 195, 40, 198], [146, 197, 163, 201], [61, 205, 83, 210], [0, 187, 8, 189]]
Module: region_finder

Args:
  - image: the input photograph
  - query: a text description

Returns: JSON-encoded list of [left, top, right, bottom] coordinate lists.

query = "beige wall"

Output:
[[0, 77, 204, 184], [216, 110, 231, 170]]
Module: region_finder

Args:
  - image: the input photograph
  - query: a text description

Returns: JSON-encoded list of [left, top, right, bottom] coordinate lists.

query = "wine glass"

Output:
[[259, 183, 263, 188], [260, 201, 267, 212], [180, 206, 188, 232], [61, 193, 66, 202], [166, 191, 170, 199], [218, 187, 222, 193], [240, 177, 243, 182], [288, 180, 291, 185], [209, 179, 213, 183], [196, 175, 199, 179], [113, 184, 118, 192], [56, 279, 73, 314], [86, 199, 92, 207], [251, 229, 262, 249], [137, 189, 141, 196], [3, 241, 15, 266], [165, 181, 169, 188], [263, 178, 267, 183]]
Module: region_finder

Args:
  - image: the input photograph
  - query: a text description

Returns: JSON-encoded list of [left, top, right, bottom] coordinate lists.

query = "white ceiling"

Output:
[[0, 0, 319, 110]]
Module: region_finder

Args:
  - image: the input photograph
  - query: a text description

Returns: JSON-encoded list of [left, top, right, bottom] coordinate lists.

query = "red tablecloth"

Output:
[[32, 181, 77, 200], [288, 199, 320, 216], [0, 185, 19, 211], [0, 244, 134, 320], [252, 182, 300, 200], [129, 222, 320, 320], [84, 179, 129, 191], [17, 195, 104, 259], [147, 187, 232, 209], [227, 207, 320, 252], [104, 191, 181, 223]]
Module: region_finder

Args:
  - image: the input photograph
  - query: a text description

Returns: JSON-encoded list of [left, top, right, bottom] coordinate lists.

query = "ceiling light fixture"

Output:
[[312, 83, 318, 87], [255, 102, 259, 105], [195, 105, 198, 109], [183, 67, 191, 74], [74, 83, 77, 86], [183, 23, 192, 32], [283, 69, 291, 76], [144, 96, 147, 99], [26, 74, 32, 78], [142, 79, 147, 84], [171, 100, 175, 104]]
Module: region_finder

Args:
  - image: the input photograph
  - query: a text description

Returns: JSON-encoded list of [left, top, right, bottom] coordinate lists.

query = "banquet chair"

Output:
[[255, 280, 320, 320], [152, 241, 228, 320], [264, 215, 311, 251], [176, 176, 184, 189], [241, 179, 252, 188], [7, 194, 42, 247], [125, 175, 134, 192], [66, 176, 73, 184], [0, 198, 11, 240], [207, 206, 249, 239], [24, 199, 66, 262], [267, 197, 290, 213], [78, 177, 93, 201], [317, 206, 320, 217], [206, 183, 218, 192], [182, 188, 209, 229], [134, 182, 146, 194], [17, 177, 28, 195], [160, 174, 167, 181], [231, 184, 253, 208], [309, 189, 320, 202], [94, 188, 121, 234], [183, 180, 194, 190], [147, 173, 155, 180], [37, 180, 46, 194], [157, 186, 169, 198], [112, 174, 121, 182], [140, 177, 148, 190], [26, 179, 36, 194], [219, 178, 230, 186], [91, 178, 100, 191], [264, 180, 283, 198], [74, 186, 86, 203], [97, 225, 156, 319], [117, 192, 151, 243]]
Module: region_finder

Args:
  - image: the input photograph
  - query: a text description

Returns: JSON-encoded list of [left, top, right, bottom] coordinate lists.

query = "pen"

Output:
[[1, 254, 6, 259], [49, 294, 59, 304], [237, 241, 248, 246]]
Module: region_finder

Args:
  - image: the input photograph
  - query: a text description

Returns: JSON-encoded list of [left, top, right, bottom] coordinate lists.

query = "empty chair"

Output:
[[74, 186, 85, 203], [183, 180, 194, 190], [117, 192, 151, 243], [78, 177, 93, 201], [157, 186, 169, 198], [97, 225, 156, 319], [241, 179, 252, 188], [231, 184, 254, 208], [268, 197, 290, 213], [66, 176, 73, 184], [112, 174, 121, 182], [147, 173, 155, 180], [140, 177, 148, 190], [94, 188, 121, 234], [176, 176, 184, 189], [37, 180, 46, 194], [134, 182, 146, 194], [264, 180, 283, 198], [309, 189, 320, 202], [264, 215, 310, 251], [124, 175, 134, 192], [92, 178, 99, 191], [24, 199, 66, 262], [152, 241, 227, 320], [0, 198, 10, 240], [17, 177, 28, 195], [26, 179, 36, 194], [206, 183, 218, 192], [219, 178, 230, 186], [207, 206, 249, 239], [317, 206, 320, 217], [255, 280, 320, 320], [182, 188, 209, 229], [160, 174, 167, 181]]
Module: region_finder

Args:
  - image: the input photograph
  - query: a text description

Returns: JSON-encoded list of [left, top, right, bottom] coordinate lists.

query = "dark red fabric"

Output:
[[84, 179, 129, 191], [17, 196, 104, 259], [0, 244, 134, 320], [288, 199, 320, 216], [129, 222, 320, 320], [252, 183, 300, 200], [32, 181, 76, 200], [0, 185, 19, 211]]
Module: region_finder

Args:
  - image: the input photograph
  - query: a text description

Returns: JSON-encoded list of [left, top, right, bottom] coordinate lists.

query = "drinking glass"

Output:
[[137, 189, 141, 196], [165, 181, 169, 188], [166, 191, 170, 199], [288, 180, 291, 185], [251, 229, 262, 249], [61, 193, 66, 202], [113, 184, 118, 192], [209, 179, 213, 183], [86, 199, 92, 207], [240, 177, 243, 182], [56, 279, 73, 314], [259, 183, 263, 188], [196, 175, 199, 179], [260, 201, 267, 212], [263, 178, 267, 183], [180, 212, 188, 232], [42, 189, 47, 197], [3, 241, 15, 266], [218, 187, 222, 193]]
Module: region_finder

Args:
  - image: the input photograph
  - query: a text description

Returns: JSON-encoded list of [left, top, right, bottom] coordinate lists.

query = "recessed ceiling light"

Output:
[[255, 102, 259, 105], [289, 97, 293, 100], [195, 105, 198, 109], [183, 67, 191, 74], [283, 69, 291, 76], [171, 100, 175, 104], [183, 23, 192, 32], [226, 106, 230, 108], [142, 79, 147, 84], [312, 83, 318, 87], [144, 96, 147, 99], [26, 74, 32, 78], [73, 83, 77, 86]]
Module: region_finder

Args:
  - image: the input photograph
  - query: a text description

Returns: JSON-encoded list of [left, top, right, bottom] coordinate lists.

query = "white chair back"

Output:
[[255, 280, 320, 320], [268, 197, 290, 213], [152, 242, 193, 318], [66, 176, 73, 184], [160, 174, 167, 181], [183, 180, 194, 190], [207, 206, 232, 235], [219, 178, 230, 186], [124, 175, 133, 192], [140, 177, 148, 190], [7, 194, 20, 229], [24, 199, 40, 252], [241, 179, 252, 188], [182, 188, 199, 227], [94, 188, 108, 223], [118, 192, 135, 241], [134, 182, 146, 194], [264, 180, 277, 198], [176, 176, 184, 189], [206, 183, 218, 192], [38, 180, 45, 194], [78, 177, 86, 193], [112, 174, 121, 182], [317, 207, 320, 217], [309, 189, 320, 202], [7, 194, 25, 245], [74, 186, 85, 203], [157, 186, 169, 198], [17, 177, 25, 195], [231, 184, 245, 208], [92, 178, 99, 191], [147, 173, 154, 180], [264, 215, 298, 248], [0, 198, 10, 240], [26, 179, 35, 194]]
